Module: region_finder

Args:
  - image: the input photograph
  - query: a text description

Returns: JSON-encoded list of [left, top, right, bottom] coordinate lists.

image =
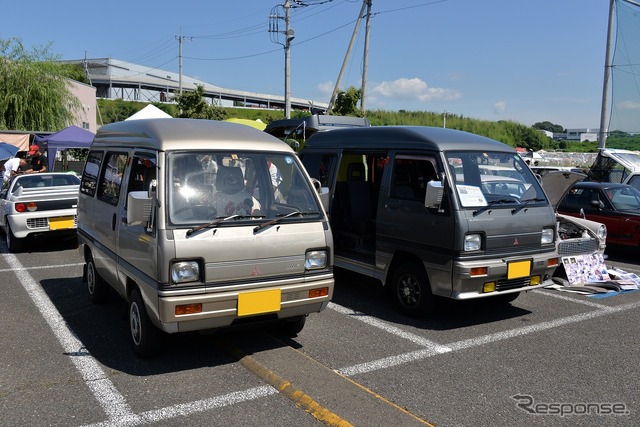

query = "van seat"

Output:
[[345, 163, 373, 234]]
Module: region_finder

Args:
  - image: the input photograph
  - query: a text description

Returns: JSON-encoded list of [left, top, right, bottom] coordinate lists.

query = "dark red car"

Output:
[[557, 181, 640, 248]]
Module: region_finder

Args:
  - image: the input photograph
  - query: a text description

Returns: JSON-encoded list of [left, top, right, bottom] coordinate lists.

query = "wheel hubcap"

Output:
[[130, 303, 142, 345], [399, 275, 420, 307]]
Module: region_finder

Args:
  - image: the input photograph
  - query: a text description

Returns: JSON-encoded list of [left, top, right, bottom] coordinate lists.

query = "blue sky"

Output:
[[2, 0, 611, 129]]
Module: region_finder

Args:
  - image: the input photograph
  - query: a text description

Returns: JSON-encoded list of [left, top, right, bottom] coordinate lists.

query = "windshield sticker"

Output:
[[456, 185, 487, 207]]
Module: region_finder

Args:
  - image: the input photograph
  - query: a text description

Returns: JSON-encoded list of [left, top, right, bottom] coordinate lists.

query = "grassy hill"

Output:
[[97, 99, 640, 152]]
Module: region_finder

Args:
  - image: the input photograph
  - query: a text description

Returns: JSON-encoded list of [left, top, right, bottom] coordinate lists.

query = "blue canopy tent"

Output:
[[34, 125, 95, 171]]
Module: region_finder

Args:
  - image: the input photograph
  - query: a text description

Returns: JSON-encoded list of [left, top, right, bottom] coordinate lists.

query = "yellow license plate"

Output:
[[237, 289, 281, 316], [49, 216, 75, 230], [507, 260, 531, 280]]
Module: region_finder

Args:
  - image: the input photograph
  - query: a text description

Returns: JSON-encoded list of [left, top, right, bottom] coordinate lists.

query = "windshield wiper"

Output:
[[187, 214, 267, 236], [253, 210, 309, 232], [187, 215, 239, 235], [472, 199, 515, 216], [511, 198, 546, 214]]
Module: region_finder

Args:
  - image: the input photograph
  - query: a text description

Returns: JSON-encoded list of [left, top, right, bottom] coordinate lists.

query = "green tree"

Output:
[[533, 121, 564, 133], [173, 84, 226, 120], [0, 37, 82, 131], [332, 86, 362, 116]]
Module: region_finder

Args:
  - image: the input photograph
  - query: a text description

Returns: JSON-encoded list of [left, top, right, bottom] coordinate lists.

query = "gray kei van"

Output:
[[299, 126, 559, 317], [77, 118, 334, 356]]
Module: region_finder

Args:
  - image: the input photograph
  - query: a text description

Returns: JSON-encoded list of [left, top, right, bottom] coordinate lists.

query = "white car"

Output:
[[0, 172, 80, 252]]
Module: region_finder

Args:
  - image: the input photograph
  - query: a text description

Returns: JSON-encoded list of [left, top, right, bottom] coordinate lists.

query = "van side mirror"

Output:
[[127, 191, 153, 225], [425, 180, 443, 209], [310, 178, 330, 213], [318, 187, 330, 213]]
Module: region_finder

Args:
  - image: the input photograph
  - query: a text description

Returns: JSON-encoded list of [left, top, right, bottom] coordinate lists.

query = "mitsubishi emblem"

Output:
[[513, 238, 519, 246]]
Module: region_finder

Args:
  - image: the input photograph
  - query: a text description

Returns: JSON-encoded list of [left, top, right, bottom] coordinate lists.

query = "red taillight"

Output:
[[14, 202, 37, 213]]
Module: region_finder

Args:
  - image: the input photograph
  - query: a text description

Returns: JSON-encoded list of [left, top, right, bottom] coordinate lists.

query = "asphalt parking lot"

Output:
[[1, 239, 638, 427]]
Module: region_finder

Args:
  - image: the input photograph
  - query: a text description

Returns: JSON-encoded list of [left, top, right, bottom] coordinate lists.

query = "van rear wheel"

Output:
[[87, 256, 109, 304], [391, 262, 435, 318], [275, 315, 307, 337], [129, 288, 162, 358]]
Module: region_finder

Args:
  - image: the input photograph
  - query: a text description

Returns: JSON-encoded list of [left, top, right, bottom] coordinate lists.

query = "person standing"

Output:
[[3, 157, 27, 182], [28, 144, 47, 173]]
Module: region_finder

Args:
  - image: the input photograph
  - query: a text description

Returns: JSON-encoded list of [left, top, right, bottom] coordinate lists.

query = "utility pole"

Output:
[[270, 2, 296, 118], [284, 1, 294, 118], [175, 29, 193, 95], [360, 0, 372, 112], [598, 0, 615, 149], [327, 0, 368, 114]]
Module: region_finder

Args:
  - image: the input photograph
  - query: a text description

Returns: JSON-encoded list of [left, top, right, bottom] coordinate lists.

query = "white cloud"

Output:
[[618, 100, 640, 110], [493, 100, 506, 114], [370, 78, 461, 102], [317, 81, 334, 97]]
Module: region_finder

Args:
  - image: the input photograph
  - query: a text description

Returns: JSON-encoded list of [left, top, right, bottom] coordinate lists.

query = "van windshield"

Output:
[[168, 151, 322, 225], [446, 151, 547, 209]]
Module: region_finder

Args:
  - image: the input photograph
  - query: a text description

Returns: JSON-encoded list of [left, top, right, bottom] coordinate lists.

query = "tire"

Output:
[[5, 222, 23, 253], [86, 256, 109, 304], [391, 261, 435, 318], [275, 315, 307, 337], [129, 287, 162, 358]]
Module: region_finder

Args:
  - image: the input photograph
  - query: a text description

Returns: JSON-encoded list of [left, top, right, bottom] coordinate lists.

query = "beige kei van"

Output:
[[299, 126, 559, 317], [77, 118, 334, 356]]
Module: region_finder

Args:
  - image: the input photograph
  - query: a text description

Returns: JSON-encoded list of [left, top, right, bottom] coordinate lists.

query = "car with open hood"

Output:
[[556, 180, 640, 249], [541, 171, 607, 256]]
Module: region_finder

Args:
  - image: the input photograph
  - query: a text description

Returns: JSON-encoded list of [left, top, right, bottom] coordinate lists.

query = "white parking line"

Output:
[[532, 288, 614, 309], [329, 302, 451, 352], [3, 252, 277, 426], [330, 299, 640, 377], [0, 262, 84, 273]]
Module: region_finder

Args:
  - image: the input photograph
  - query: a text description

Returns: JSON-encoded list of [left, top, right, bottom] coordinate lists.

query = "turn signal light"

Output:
[[470, 267, 488, 277], [309, 287, 329, 298], [547, 258, 559, 267], [175, 303, 202, 315]]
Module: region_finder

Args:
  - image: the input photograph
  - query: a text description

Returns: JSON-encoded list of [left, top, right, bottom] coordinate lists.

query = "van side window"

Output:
[[300, 153, 336, 189], [391, 157, 438, 201], [127, 154, 157, 194], [80, 151, 103, 197], [97, 152, 128, 206]]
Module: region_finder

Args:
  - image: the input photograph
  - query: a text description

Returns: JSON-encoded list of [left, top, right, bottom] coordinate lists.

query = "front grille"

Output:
[[557, 238, 599, 256], [496, 277, 532, 291]]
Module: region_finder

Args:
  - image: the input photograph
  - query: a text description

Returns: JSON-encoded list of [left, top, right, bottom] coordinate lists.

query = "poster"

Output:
[[561, 253, 610, 285]]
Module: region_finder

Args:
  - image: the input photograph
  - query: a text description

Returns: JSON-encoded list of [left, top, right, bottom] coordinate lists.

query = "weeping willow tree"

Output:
[[0, 37, 83, 131]]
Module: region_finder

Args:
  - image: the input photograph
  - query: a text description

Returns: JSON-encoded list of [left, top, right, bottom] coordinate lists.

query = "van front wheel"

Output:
[[391, 262, 435, 318], [129, 288, 162, 358]]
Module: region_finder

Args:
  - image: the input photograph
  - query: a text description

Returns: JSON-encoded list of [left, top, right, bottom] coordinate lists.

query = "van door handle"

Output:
[[111, 213, 117, 231], [385, 201, 399, 209]]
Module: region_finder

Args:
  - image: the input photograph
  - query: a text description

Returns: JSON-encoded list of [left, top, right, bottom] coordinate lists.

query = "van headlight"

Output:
[[541, 227, 555, 244], [171, 260, 200, 284], [305, 250, 327, 270], [464, 234, 481, 251], [597, 224, 607, 241]]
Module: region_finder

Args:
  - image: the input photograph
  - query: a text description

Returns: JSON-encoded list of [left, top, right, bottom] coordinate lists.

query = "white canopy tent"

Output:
[[125, 104, 172, 120]]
